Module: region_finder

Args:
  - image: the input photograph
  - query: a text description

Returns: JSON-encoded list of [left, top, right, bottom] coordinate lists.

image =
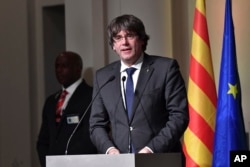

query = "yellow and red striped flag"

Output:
[[183, 0, 217, 166]]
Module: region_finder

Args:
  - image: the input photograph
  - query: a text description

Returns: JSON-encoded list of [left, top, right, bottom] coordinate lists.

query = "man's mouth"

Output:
[[121, 48, 131, 52]]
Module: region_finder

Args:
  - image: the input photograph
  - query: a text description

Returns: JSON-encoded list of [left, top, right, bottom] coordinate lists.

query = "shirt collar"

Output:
[[120, 53, 144, 72], [62, 78, 82, 94]]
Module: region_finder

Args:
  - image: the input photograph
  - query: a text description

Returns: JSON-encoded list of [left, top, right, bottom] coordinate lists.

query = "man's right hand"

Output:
[[107, 148, 120, 154]]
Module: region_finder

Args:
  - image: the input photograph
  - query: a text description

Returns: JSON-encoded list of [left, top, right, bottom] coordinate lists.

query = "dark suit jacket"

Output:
[[89, 54, 189, 154], [37, 80, 97, 167]]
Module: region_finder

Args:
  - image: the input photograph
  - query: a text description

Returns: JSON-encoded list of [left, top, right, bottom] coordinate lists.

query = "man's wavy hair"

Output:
[[107, 14, 150, 51]]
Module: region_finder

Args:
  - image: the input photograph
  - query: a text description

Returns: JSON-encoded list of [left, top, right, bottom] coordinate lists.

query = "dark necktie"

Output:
[[55, 90, 68, 123], [125, 67, 136, 120]]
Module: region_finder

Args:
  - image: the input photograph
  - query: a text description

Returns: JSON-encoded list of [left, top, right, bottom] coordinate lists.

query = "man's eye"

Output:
[[114, 36, 122, 40]]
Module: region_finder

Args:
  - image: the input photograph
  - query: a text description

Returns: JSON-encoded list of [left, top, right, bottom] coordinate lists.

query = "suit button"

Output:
[[129, 126, 133, 131]]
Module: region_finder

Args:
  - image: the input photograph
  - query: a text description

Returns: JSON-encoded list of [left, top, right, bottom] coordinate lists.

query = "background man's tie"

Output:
[[55, 90, 68, 123]]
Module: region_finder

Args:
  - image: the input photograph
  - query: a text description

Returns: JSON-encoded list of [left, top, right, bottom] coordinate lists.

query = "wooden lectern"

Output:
[[46, 153, 182, 167]]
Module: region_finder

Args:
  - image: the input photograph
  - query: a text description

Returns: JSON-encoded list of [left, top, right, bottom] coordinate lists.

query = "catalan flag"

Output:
[[183, 0, 217, 166], [212, 0, 248, 166]]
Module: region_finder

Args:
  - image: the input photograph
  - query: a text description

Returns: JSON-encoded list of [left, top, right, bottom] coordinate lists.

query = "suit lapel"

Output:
[[111, 62, 126, 111], [52, 91, 63, 136], [105, 62, 129, 120], [130, 55, 154, 121], [62, 83, 83, 115]]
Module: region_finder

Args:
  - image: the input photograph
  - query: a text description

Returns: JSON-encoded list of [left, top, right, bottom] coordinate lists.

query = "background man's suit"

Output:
[[90, 54, 189, 153], [37, 80, 97, 166]]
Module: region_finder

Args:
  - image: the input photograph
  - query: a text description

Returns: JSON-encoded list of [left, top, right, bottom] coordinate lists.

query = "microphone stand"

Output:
[[65, 75, 115, 155]]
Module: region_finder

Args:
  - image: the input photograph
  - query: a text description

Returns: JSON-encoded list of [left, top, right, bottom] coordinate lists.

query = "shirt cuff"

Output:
[[106, 147, 116, 154], [145, 146, 154, 153]]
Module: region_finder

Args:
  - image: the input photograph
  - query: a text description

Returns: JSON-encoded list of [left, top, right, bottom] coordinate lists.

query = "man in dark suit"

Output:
[[89, 14, 189, 158], [37, 51, 97, 167]]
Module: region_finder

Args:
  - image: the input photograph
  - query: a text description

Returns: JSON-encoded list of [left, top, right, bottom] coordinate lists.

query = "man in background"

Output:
[[37, 51, 97, 167]]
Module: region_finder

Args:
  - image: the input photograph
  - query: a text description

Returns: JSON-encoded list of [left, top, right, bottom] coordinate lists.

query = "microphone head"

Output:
[[122, 76, 126, 82]]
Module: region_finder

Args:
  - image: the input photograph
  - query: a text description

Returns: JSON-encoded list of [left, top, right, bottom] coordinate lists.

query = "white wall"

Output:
[[65, 0, 106, 85], [0, 0, 31, 166]]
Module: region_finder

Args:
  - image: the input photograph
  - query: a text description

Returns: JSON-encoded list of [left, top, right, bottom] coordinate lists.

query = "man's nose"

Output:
[[120, 36, 129, 44]]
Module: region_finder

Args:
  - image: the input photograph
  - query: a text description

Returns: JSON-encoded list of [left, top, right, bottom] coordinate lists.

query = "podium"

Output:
[[46, 153, 182, 167]]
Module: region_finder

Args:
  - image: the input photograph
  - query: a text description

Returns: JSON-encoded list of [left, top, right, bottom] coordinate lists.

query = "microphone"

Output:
[[122, 76, 127, 107], [65, 75, 115, 155], [122, 76, 126, 82], [122, 76, 132, 153], [122, 76, 128, 115]]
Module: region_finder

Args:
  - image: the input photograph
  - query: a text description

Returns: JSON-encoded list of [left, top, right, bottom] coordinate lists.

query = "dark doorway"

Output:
[[43, 5, 65, 97]]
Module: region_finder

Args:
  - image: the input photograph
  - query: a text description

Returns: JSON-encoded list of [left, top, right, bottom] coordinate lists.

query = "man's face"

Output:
[[112, 30, 144, 66], [55, 55, 80, 88]]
